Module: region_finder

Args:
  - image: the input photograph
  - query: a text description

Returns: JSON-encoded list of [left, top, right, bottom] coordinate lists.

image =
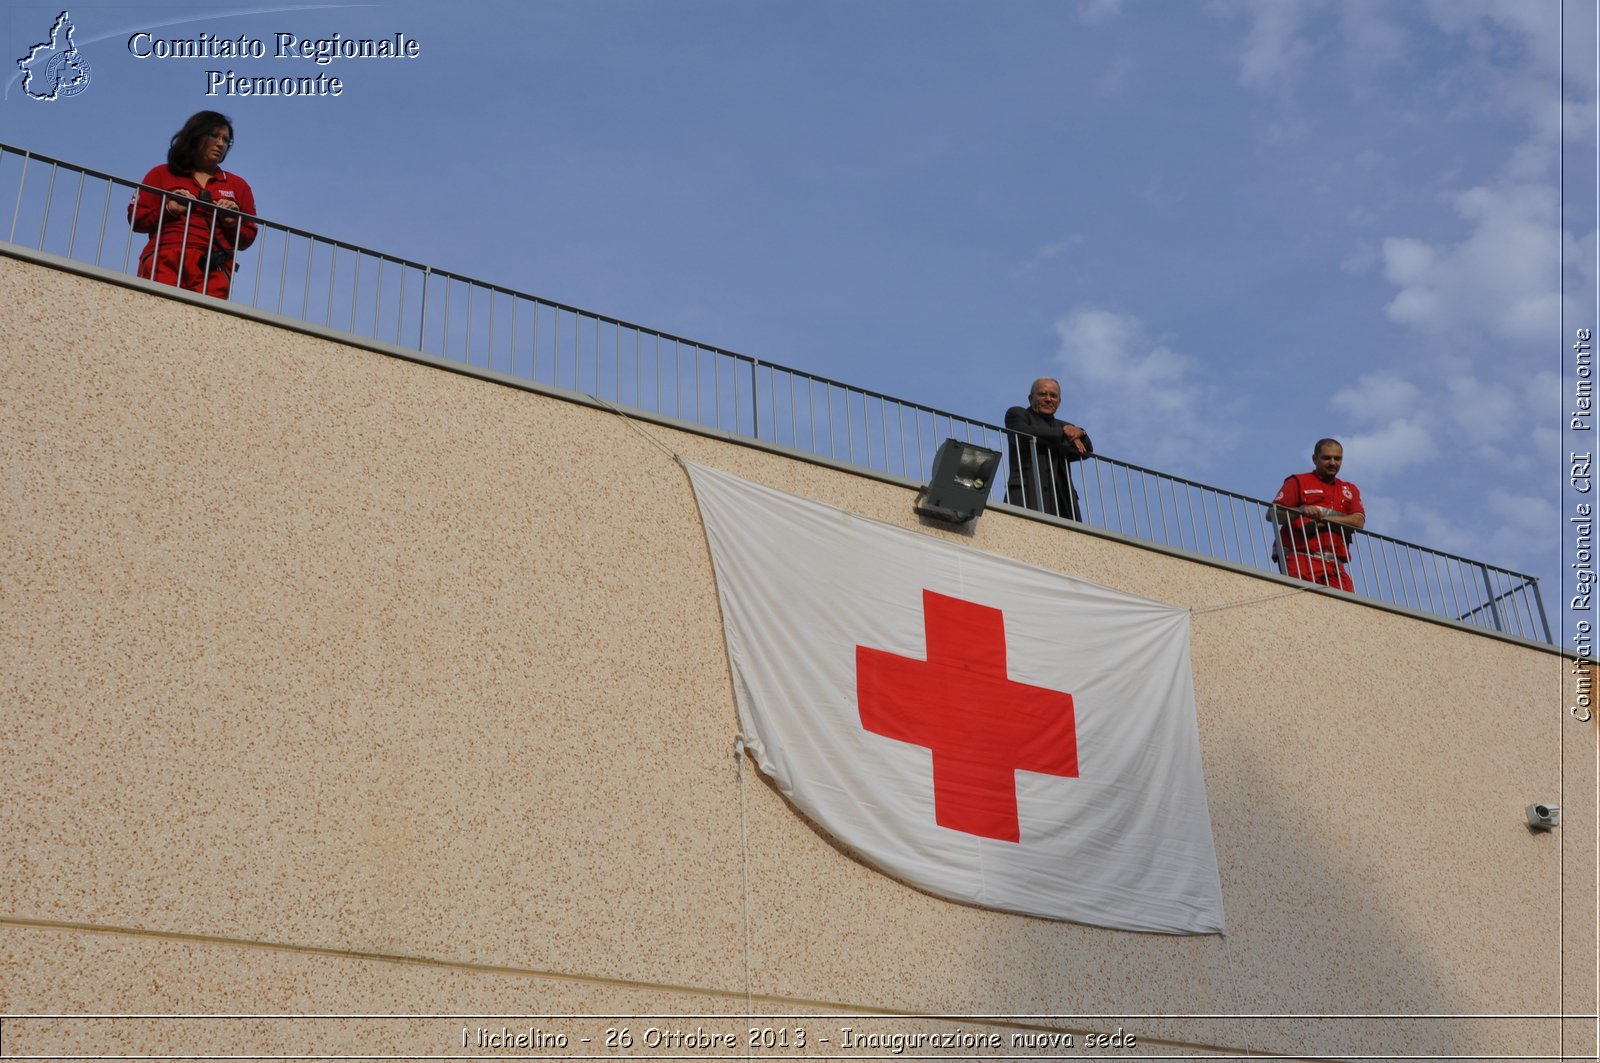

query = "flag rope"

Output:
[[1219, 931, 1253, 1056], [734, 734, 756, 1032], [1190, 588, 1308, 616], [590, 394, 688, 463], [585, 395, 761, 1017]]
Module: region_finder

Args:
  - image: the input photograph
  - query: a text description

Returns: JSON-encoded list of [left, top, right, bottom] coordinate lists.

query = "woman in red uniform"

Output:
[[129, 111, 257, 299]]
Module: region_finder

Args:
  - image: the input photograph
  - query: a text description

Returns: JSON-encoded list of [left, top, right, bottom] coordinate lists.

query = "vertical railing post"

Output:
[[750, 360, 760, 441], [416, 265, 431, 351], [36, 160, 57, 249], [1479, 564, 1506, 633], [7, 150, 30, 243], [1530, 576, 1552, 644]]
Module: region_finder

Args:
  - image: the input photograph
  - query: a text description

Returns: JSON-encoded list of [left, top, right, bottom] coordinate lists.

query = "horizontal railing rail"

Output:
[[1002, 436, 1548, 642], [0, 140, 1552, 644]]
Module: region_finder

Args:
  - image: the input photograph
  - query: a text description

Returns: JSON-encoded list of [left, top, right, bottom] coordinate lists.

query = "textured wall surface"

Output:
[[2, 254, 1594, 1059]]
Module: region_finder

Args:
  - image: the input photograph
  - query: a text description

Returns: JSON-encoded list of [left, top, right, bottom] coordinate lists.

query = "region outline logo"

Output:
[[17, 10, 91, 101]]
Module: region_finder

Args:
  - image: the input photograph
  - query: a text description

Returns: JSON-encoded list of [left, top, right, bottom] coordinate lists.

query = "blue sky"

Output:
[[4, 0, 1596, 642]]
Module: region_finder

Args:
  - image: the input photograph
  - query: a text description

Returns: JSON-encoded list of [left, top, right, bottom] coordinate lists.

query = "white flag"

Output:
[[687, 462, 1225, 934]]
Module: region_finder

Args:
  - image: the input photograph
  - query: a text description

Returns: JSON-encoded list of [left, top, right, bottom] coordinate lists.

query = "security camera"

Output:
[[1526, 803, 1560, 831]]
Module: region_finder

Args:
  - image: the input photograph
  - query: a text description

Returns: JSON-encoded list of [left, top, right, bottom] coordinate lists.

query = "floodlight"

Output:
[[914, 438, 1003, 524]]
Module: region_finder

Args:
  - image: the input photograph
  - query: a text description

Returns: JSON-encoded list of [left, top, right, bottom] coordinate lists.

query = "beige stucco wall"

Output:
[[2, 251, 1595, 1060]]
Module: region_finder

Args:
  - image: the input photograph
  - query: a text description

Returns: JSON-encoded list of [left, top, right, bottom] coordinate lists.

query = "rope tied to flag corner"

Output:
[[732, 730, 756, 1015], [1189, 587, 1308, 618], [589, 392, 691, 465]]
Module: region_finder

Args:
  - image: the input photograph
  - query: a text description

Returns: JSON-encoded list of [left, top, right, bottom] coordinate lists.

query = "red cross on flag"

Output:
[[688, 462, 1225, 935]]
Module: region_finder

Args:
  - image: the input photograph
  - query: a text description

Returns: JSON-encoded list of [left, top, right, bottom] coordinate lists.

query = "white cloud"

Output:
[[1331, 358, 1568, 480], [1422, 0, 1561, 72], [1051, 306, 1240, 470], [1010, 236, 1084, 278], [1517, 370, 1564, 472], [1480, 489, 1564, 595], [1380, 182, 1565, 344], [1329, 365, 1554, 483], [1570, 228, 1600, 304], [1371, 488, 1558, 580], [1079, 0, 1124, 26], [1420, 0, 1591, 175], [1346, 205, 1378, 227], [1331, 372, 1422, 424], [1339, 239, 1379, 274], [1336, 1, 1407, 70], [1223, 0, 1320, 90], [1444, 374, 1520, 436], [1530, 424, 1562, 462], [1521, 369, 1562, 416], [1213, 0, 1412, 94], [1339, 419, 1438, 480], [1097, 52, 1135, 94]]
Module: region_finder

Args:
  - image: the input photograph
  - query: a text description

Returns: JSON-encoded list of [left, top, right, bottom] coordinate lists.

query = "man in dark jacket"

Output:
[[1005, 377, 1094, 520]]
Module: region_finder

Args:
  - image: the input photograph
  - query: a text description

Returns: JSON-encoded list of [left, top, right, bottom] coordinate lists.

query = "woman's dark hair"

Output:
[[166, 110, 234, 174]]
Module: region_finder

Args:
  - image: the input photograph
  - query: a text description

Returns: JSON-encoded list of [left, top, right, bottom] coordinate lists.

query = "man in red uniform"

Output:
[[1270, 438, 1365, 591]]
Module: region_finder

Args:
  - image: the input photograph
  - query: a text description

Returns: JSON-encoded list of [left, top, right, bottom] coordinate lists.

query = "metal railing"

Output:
[[0, 141, 1551, 644], [1004, 439, 1549, 641]]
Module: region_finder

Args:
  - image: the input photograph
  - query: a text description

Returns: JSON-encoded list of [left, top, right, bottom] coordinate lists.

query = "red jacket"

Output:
[[1273, 472, 1364, 560], [129, 166, 257, 264]]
